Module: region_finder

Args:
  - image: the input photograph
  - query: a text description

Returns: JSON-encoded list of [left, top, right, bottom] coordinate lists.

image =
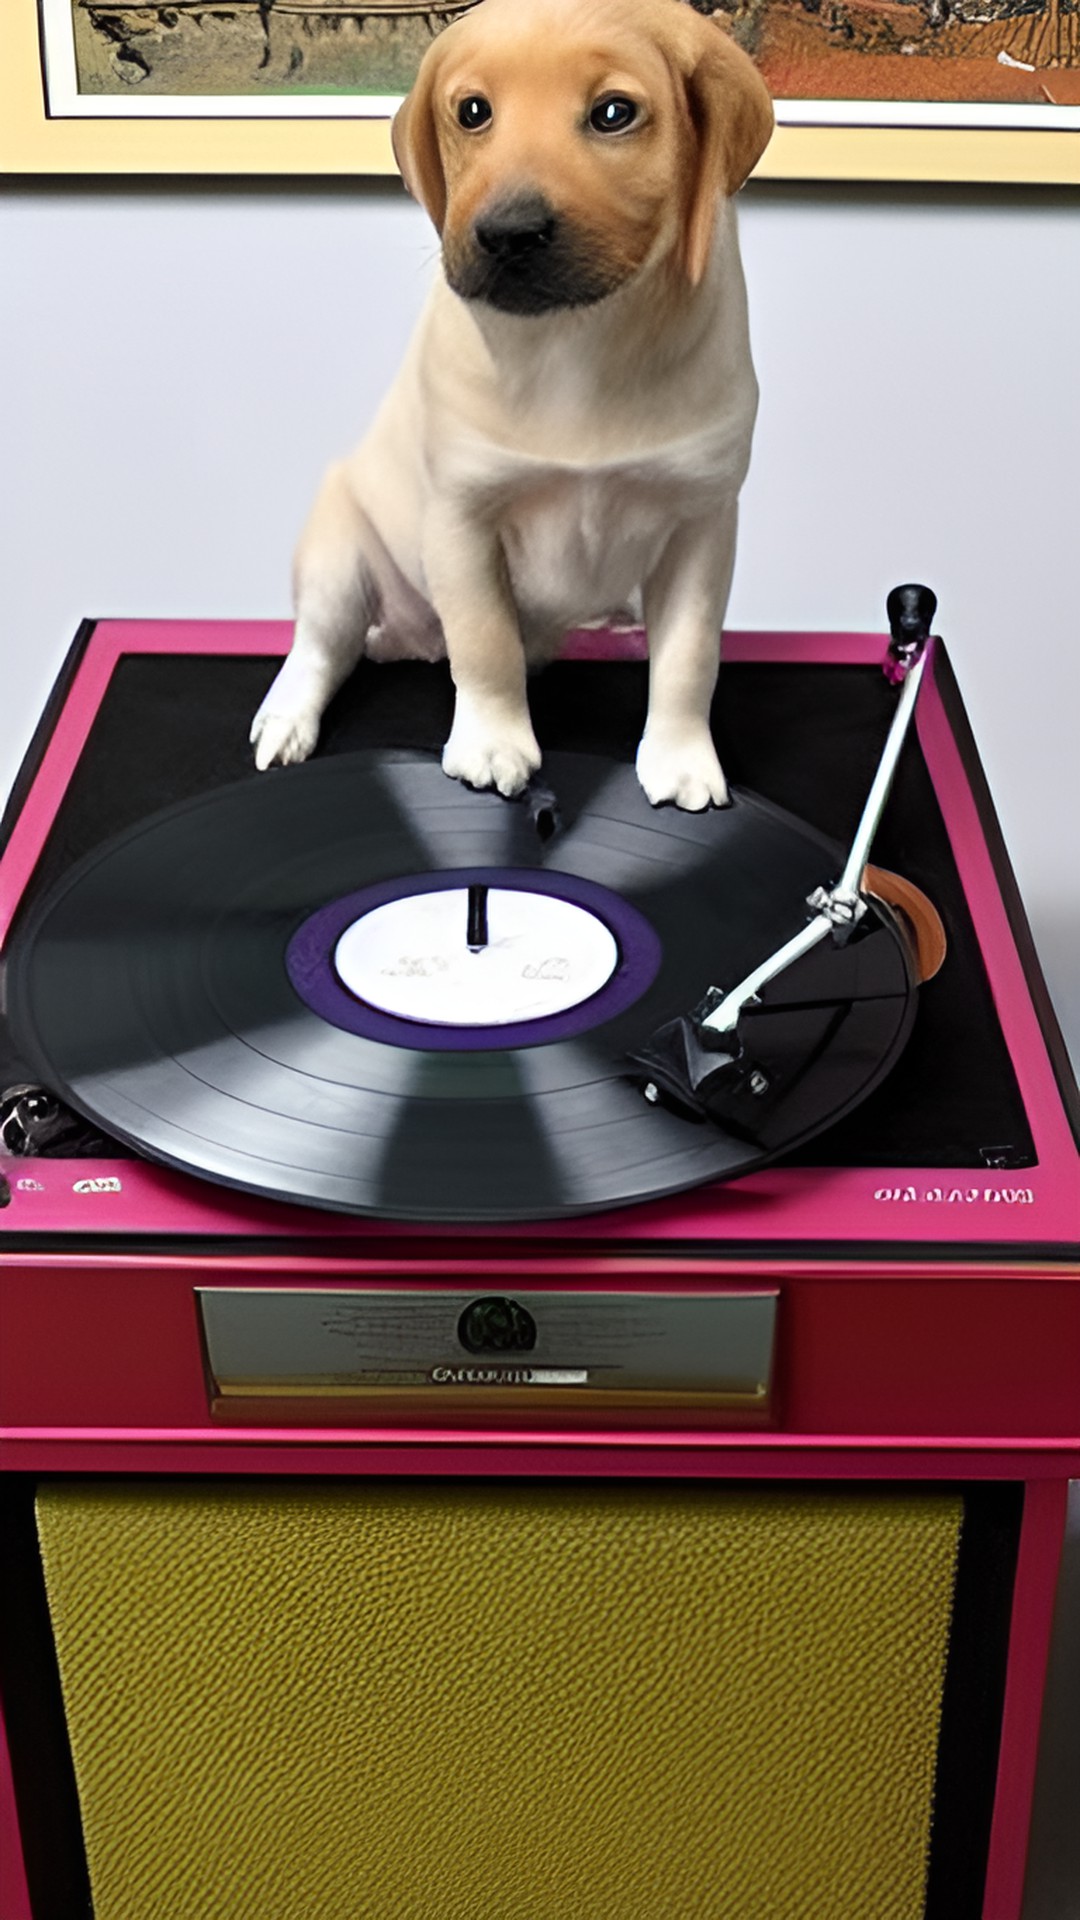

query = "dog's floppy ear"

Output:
[[676, 13, 774, 287], [392, 41, 448, 232]]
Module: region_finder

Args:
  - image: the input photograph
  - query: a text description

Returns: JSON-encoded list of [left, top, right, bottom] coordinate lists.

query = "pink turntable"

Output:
[[1, 602, 1077, 1920]]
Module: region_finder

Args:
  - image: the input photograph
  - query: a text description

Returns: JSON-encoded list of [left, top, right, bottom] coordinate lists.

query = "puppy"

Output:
[[251, 0, 773, 809]]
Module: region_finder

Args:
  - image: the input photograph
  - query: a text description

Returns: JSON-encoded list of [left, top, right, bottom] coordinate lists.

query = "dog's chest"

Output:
[[499, 463, 696, 620]]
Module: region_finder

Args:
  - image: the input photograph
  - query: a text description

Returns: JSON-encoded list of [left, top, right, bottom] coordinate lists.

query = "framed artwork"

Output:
[[1, 0, 1077, 181]]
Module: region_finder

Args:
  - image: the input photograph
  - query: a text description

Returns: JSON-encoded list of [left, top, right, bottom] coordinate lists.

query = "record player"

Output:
[[1, 600, 1078, 1920]]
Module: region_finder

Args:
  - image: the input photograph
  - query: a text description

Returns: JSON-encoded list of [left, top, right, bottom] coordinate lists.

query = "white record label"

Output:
[[333, 888, 618, 1027]]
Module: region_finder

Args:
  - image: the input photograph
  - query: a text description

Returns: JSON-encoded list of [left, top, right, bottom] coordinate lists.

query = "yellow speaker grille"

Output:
[[37, 1480, 961, 1920]]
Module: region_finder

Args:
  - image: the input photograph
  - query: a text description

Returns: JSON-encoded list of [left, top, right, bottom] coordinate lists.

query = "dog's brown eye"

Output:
[[457, 95, 493, 131], [589, 95, 638, 134]]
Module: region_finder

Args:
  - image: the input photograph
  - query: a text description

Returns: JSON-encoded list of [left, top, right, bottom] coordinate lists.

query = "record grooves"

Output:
[[7, 750, 918, 1221]]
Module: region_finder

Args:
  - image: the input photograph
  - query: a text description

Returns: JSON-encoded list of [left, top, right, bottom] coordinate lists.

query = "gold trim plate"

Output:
[[3, 8, 1077, 182]]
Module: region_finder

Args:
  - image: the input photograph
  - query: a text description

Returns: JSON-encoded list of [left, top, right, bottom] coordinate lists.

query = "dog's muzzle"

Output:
[[446, 191, 621, 316]]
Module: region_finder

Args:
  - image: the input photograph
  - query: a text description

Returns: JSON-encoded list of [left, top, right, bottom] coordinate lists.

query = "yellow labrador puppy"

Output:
[[252, 0, 773, 808]]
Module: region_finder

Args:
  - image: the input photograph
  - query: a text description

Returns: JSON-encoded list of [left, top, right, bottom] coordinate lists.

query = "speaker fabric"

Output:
[[36, 1480, 962, 1920]]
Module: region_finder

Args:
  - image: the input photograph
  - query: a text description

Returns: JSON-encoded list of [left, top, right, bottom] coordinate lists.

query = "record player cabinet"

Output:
[[1, 620, 1078, 1920]]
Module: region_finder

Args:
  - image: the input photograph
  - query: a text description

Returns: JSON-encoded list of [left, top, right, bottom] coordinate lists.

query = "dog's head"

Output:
[[393, 0, 773, 315]]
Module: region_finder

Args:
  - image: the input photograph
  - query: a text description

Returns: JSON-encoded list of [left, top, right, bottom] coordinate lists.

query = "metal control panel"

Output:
[[198, 1287, 778, 1422]]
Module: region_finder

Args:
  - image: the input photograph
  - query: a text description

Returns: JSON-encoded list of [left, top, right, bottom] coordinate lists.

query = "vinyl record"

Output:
[[7, 751, 918, 1220]]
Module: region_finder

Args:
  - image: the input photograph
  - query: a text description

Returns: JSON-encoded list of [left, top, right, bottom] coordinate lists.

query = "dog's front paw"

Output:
[[442, 711, 541, 799], [636, 729, 729, 811], [250, 705, 321, 772]]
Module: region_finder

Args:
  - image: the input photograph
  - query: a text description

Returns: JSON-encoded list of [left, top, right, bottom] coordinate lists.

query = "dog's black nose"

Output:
[[474, 194, 557, 261]]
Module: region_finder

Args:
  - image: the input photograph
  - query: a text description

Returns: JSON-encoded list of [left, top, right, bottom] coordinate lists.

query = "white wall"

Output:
[[1, 177, 1078, 1065]]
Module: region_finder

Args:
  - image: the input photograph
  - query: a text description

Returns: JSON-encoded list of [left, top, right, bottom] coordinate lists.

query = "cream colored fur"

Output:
[[251, 0, 773, 809]]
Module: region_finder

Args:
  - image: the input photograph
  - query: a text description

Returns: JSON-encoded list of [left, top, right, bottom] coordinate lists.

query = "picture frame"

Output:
[[1, 1, 1077, 184]]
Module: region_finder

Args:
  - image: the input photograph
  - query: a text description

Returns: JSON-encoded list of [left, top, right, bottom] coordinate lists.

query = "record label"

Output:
[[287, 862, 662, 1052], [332, 886, 619, 1028]]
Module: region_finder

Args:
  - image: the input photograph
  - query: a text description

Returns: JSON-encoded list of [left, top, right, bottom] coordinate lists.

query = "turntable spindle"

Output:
[[467, 884, 489, 951]]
